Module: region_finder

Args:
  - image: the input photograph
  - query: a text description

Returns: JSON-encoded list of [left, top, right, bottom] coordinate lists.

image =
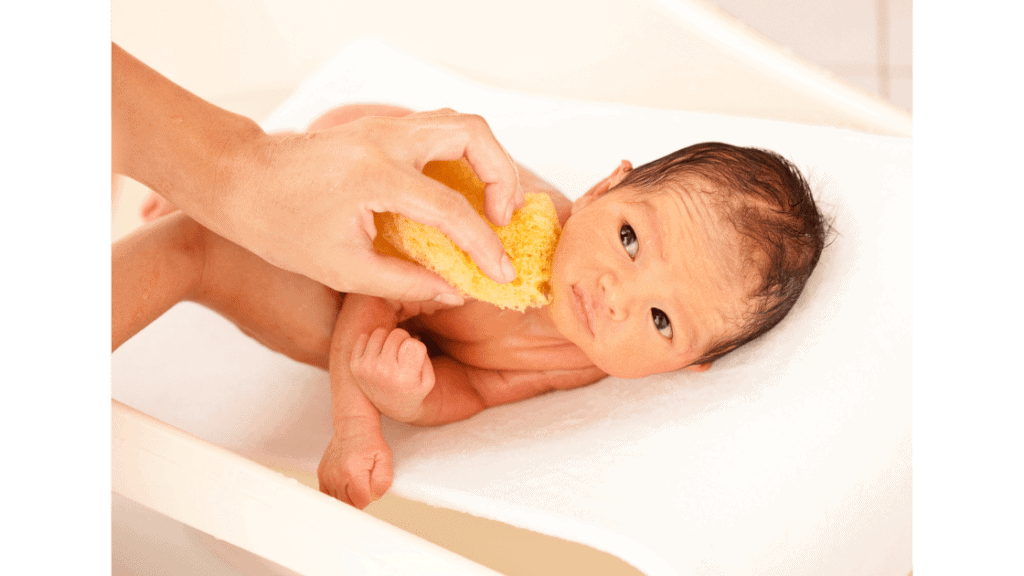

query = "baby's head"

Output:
[[548, 142, 827, 378]]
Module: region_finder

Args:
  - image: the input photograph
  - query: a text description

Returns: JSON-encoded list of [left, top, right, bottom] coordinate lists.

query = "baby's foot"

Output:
[[350, 328, 436, 422], [317, 425, 392, 509], [139, 191, 179, 222]]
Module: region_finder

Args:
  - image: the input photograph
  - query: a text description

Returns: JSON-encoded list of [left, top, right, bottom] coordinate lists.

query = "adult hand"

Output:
[[113, 43, 523, 304], [230, 108, 525, 303]]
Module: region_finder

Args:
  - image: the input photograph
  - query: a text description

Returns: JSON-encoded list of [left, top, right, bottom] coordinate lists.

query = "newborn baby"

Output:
[[311, 105, 829, 508]]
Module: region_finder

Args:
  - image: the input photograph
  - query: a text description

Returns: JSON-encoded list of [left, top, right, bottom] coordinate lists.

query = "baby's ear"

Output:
[[684, 362, 713, 373], [572, 160, 633, 214]]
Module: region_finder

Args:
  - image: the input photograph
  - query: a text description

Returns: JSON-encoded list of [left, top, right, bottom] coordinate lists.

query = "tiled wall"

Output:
[[703, 0, 912, 111]]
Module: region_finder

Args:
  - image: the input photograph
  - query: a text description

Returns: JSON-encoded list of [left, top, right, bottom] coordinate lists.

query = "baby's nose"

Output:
[[598, 271, 628, 321]]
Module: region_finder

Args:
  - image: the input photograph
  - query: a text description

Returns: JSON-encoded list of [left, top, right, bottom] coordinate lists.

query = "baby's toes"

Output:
[[343, 473, 374, 510], [368, 453, 394, 502]]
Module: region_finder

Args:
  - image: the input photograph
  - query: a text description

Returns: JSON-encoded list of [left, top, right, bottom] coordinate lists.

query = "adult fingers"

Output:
[[381, 169, 516, 285], [479, 139, 525, 228], [351, 249, 466, 305], [399, 110, 522, 227]]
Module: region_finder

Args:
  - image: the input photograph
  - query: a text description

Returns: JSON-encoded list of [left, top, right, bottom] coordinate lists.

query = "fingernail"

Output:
[[503, 202, 514, 226], [500, 254, 517, 282], [433, 293, 464, 306], [516, 183, 525, 206]]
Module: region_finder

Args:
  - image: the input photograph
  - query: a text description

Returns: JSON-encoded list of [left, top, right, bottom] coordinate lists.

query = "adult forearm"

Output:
[[111, 45, 523, 300], [111, 43, 264, 239]]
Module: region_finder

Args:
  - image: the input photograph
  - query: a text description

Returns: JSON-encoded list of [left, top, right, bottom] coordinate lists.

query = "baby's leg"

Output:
[[318, 290, 430, 506], [320, 306, 395, 508]]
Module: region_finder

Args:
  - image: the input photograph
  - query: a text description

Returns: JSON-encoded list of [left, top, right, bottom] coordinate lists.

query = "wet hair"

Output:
[[612, 142, 830, 366]]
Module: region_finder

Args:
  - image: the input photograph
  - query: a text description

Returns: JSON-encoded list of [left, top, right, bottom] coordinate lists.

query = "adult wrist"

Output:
[[204, 115, 270, 249]]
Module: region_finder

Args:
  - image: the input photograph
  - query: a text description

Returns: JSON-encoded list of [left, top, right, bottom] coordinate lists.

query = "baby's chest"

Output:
[[404, 303, 592, 372]]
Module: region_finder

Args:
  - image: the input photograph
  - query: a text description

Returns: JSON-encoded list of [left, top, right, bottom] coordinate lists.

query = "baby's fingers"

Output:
[[416, 343, 436, 393], [351, 333, 370, 361], [351, 328, 392, 381], [380, 328, 413, 364], [397, 338, 428, 376], [361, 328, 391, 360]]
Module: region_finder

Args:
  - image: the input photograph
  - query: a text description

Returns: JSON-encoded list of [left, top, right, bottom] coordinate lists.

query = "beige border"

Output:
[[917, 2, 1019, 569], [7, 1, 109, 573]]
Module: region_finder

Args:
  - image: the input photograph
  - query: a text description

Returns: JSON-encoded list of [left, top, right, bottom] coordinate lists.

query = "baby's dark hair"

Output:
[[613, 142, 829, 365]]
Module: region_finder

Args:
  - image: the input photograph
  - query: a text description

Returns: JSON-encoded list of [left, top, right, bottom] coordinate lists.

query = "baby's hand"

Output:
[[317, 426, 393, 509], [350, 328, 436, 422]]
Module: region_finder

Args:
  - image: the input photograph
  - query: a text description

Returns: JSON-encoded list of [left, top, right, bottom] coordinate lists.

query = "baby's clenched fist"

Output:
[[349, 327, 436, 422]]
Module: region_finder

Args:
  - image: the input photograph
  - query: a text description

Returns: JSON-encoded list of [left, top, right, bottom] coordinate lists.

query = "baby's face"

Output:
[[548, 171, 748, 378]]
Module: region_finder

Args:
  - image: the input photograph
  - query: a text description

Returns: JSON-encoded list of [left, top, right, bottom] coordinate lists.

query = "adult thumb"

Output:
[[355, 252, 465, 306]]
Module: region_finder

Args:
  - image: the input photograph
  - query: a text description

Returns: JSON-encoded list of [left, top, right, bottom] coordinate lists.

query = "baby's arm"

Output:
[[405, 360, 606, 426], [319, 293, 455, 506], [324, 294, 604, 493], [319, 294, 408, 508], [352, 320, 606, 426], [336, 297, 602, 428]]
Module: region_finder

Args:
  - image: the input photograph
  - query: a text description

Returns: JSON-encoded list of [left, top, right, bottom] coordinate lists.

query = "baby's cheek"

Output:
[[548, 236, 575, 280], [591, 337, 662, 379], [545, 288, 577, 341]]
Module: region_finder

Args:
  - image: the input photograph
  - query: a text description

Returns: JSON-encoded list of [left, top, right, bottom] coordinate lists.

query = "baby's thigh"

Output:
[[306, 104, 415, 132]]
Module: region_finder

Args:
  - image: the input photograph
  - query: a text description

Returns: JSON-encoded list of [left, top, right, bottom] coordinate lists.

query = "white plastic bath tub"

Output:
[[111, 2, 911, 575]]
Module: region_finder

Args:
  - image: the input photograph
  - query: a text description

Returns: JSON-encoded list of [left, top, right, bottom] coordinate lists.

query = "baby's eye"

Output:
[[619, 223, 638, 259], [652, 308, 673, 339]]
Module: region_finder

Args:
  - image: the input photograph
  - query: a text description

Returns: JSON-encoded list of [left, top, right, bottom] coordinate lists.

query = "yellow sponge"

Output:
[[374, 159, 561, 311]]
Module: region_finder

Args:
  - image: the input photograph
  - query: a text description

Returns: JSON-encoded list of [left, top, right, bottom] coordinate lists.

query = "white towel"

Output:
[[112, 40, 911, 576]]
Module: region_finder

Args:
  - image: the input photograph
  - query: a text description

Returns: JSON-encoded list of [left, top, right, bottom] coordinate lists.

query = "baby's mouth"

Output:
[[572, 284, 595, 338]]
